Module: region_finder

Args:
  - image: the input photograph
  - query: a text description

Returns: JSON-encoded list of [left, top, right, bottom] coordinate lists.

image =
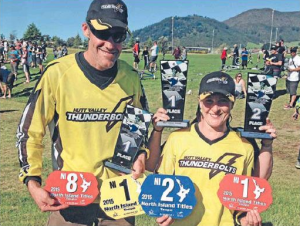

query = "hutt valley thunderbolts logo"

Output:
[[65, 96, 134, 132], [178, 153, 243, 179]]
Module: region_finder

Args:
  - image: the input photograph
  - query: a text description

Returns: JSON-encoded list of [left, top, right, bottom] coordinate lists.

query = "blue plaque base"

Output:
[[104, 161, 132, 174], [157, 120, 189, 128], [238, 128, 273, 139]]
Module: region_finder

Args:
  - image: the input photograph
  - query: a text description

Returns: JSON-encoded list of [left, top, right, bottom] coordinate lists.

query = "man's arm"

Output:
[[17, 63, 69, 211]]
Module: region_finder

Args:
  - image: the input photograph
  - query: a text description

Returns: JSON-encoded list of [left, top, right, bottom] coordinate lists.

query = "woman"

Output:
[[234, 73, 247, 99], [147, 72, 276, 226]]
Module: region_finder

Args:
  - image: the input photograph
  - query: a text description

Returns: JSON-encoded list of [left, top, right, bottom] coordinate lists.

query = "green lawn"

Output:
[[0, 51, 299, 226]]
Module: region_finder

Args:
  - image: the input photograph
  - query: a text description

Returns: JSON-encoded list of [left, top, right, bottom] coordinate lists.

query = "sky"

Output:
[[0, 0, 299, 40]]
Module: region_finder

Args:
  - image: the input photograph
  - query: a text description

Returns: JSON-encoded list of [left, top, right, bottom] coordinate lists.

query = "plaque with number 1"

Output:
[[218, 174, 273, 213], [100, 174, 146, 219], [157, 60, 190, 128]]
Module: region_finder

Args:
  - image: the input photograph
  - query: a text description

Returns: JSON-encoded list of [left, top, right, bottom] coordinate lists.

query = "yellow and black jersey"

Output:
[[17, 53, 148, 200], [158, 123, 254, 226]]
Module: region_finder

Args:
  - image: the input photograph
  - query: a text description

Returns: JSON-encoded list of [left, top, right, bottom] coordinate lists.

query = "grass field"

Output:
[[0, 50, 299, 226]]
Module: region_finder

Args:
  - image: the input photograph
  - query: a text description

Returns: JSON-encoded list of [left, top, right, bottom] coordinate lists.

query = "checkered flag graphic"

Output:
[[248, 74, 277, 100], [161, 60, 188, 81]]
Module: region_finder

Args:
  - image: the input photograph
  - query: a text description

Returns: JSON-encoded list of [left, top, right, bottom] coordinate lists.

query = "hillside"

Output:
[[224, 8, 300, 43], [132, 15, 256, 48], [131, 9, 300, 48]]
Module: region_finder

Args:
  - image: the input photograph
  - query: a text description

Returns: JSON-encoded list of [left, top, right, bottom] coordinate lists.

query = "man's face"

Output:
[[291, 52, 296, 58], [82, 23, 123, 71]]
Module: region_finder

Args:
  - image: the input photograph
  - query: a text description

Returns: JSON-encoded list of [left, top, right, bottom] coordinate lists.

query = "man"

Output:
[[8, 45, 19, 79], [284, 47, 300, 109], [16, 0, 148, 225], [266, 45, 282, 78], [232, 44, 239, 66], [149, 41, 158, 73], [241, 47, 249, 69], [35, 42, 44, 74], [132, 38, 140, 70]]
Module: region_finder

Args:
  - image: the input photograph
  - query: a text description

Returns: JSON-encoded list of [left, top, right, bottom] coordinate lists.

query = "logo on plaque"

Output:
[[138, 174, 196, 219], [238, 73, 276, 139], [104, 105, 152, 174], [157, 60, 190, 128]]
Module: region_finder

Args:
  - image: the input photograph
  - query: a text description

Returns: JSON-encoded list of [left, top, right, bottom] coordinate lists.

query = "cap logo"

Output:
[[101, 4, 124, 13], [206, 77, 228, 84]]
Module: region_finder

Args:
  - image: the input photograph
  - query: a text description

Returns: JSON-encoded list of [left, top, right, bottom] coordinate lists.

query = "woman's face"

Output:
[[236, 74, 242, 81], [199, 93, 233, 130]]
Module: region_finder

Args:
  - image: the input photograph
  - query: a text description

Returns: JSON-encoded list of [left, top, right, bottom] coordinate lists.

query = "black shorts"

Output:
[[5, 73, 15, 90], [36, 57, 42, 65], [242, 60, 247, 67], [134, 55, 140, 63], [286, 80, 299, 96], [150, 56, 157, 63]]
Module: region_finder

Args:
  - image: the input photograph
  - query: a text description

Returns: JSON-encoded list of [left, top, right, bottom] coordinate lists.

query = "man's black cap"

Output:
[[199, 71, 235, 102], [291, 47, 298, 53], [86, 0, 129, 31], [270, 45, 277, 51]]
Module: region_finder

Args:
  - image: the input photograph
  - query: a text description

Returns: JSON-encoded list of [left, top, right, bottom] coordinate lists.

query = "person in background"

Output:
[[149, 41, 159, 72], [232, 44, 239, 66], [172, 46, 181, 60], [62, 44, 68, 57], [292, 98, 300, 168], [31, 43, 37, 68], [8, 45, 19, 80], [35, 43, 44, 74], [142, 46, 149, 70], [132, 38, 140, 70], [181, 46, 187, 60], [241, 47, 249, 69], [53, 46, 58, 59], [57, 47, 63, 58], [284, 47, 300, 109], [0, 64, 15, 98], [221, 47, 227, 69], [234, 72, 247, 99], [265, 45, 282, 79], [21, 46, 30, 83]]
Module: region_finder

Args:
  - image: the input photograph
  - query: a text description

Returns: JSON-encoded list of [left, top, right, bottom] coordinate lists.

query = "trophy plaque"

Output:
[[218, 174, 273, 213], [138, 174, 196, 219], [157, 60, 189, 128], [104, 105, 152, 174], [239, 73, 276, 139]]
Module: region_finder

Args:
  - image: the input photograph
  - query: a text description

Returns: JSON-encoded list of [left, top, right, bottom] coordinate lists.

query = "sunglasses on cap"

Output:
[[88, 22, 127, 43]]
